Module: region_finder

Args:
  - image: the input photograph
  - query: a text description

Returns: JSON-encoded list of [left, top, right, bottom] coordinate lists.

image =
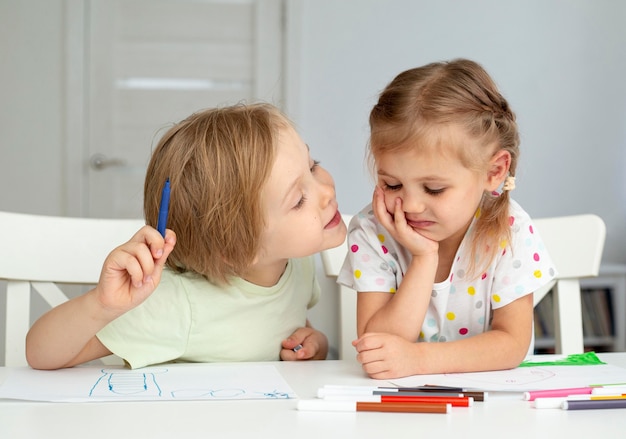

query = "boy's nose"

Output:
[[317, 174, 336, 206]]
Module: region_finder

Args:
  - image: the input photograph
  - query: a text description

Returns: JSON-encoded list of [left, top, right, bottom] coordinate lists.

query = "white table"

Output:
[[2, 353, 626, 439]]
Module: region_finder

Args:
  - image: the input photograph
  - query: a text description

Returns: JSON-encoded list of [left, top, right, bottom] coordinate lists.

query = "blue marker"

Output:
[[156, 178, 170, 237]]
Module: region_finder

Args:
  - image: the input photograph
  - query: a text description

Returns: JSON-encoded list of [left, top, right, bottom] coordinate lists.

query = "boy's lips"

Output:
[[325, 210, 342, 229]]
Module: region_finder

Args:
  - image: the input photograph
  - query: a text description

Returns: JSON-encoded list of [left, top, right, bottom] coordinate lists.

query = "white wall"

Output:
[[292, 0, 626, 358], [2, 0, 626, 362], [288, 0, 626, 266], [0, 0, 65, 215]]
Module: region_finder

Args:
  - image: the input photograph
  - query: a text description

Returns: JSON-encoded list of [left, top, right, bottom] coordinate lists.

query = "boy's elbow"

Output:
[[24, 334, 57, 370]]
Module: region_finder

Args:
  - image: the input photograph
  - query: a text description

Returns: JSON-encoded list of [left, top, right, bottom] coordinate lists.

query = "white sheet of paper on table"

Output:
[[390, 361, 626, 392], [0, 363, 296, 402]]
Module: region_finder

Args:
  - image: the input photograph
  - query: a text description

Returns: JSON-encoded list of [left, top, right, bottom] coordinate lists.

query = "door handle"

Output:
[[89, 153, 126, 170]]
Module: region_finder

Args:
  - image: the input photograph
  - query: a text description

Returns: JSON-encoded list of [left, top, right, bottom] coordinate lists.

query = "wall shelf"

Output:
[[535, 264, 626, 353]]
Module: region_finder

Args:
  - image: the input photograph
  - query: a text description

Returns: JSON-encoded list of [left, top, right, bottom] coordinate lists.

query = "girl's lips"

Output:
[[407, 219, 435, 229], [325, 210, 342, 229]]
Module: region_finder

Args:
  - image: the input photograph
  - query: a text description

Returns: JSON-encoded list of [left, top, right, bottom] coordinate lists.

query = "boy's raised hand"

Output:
[[94, 225, 176, 317]]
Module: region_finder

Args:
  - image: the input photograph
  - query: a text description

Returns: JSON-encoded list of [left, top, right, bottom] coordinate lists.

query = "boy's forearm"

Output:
[[25, 289, 116, 369]]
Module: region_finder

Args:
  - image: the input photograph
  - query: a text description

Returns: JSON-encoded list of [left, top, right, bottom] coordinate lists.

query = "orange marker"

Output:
[[297, 399, 451, 414]]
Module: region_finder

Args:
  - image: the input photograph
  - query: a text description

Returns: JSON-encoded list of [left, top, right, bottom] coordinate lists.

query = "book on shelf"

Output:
[[533, 287, 615, 352]]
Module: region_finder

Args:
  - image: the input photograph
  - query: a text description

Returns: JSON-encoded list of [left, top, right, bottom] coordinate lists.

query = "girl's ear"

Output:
[[486, 149, 511, 191]]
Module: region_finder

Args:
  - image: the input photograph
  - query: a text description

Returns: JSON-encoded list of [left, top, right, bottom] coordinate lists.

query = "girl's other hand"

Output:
[[352, 332, 421, 379]]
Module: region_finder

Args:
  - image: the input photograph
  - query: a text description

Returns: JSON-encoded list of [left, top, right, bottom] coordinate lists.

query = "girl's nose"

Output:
[[400, 191, 426, 213]]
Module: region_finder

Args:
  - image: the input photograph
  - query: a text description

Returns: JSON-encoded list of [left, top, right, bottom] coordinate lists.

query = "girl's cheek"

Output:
[[383, 194, 397, 213]]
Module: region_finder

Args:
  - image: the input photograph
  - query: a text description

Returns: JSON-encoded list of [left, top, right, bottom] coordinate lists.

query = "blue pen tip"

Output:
[[157, 178, 171, 237]]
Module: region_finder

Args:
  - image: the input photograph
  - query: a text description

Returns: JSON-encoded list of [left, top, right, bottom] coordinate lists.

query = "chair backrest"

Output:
[[0, 211, 146, 366], [531, 214, 606, 354], [320, 215, 355, 360], [321, 213, 606, 359]]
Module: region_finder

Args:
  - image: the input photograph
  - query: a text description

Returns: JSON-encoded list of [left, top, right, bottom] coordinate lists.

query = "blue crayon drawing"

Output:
[[74, 365, 296, 401], [89, 368, 166, 397]]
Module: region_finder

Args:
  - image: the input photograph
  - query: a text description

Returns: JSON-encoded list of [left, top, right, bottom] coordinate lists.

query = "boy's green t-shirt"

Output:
[[96, 257, 320, 369]]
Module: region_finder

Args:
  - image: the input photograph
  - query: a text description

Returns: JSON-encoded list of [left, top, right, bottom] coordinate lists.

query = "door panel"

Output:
[[81, 0, 283, 219]]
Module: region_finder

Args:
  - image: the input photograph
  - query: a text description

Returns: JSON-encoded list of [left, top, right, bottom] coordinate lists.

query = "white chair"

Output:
[[320, 215, 357, 360], [0, 211, 146, 366], [321, 214, 606, 359], [531, 214, 606, 354]]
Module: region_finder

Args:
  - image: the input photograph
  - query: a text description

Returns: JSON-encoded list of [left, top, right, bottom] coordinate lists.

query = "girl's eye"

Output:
[[425, 186, 445, 195], [310, 160, 320, 172], [383, 183, 402, 191]]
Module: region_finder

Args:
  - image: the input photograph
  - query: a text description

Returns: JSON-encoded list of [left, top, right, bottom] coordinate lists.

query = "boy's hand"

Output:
[[94, 225, 176, 317], [280, 326, 328, 361]]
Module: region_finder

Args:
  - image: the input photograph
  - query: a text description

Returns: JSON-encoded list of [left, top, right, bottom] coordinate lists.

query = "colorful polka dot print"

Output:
[[336, 199, 557, 346]]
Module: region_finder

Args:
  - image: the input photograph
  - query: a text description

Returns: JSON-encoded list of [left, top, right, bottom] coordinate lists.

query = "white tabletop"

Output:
[[2, 353, 626, 439]]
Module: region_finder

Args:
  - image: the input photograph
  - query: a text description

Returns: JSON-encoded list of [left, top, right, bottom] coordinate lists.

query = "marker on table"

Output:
[[592, 386, 626, 395], [561, 399, 626, 410], [523, 387, 593, 401], [297, 399, 451, 414], [323, 394, 473, 407], [321, 384, 469, 393], [317, 385, 487, 401], [157, 178, 171, 237], [534, 394, 626, 409]]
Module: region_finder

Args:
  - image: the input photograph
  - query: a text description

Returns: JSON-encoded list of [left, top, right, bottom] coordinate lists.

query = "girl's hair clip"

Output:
[[502, 176, 516, 191]]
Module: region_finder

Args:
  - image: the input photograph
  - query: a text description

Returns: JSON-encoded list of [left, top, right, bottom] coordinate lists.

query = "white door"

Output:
[[66, 0, 285, 219]]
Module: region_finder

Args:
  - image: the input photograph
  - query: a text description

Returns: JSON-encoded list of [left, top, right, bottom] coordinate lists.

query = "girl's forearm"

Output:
[[413, 328, 530, 375], [25, 289, 116, 369], [363, 257, 437, 340]]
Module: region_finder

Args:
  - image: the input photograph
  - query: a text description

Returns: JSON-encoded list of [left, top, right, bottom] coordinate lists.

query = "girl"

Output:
[[338, 59, 556, 379], [26, 103, 347, 369]]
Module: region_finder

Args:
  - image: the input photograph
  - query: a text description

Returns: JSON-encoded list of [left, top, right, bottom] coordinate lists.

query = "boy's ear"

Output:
[[486, 149, 511, 191]]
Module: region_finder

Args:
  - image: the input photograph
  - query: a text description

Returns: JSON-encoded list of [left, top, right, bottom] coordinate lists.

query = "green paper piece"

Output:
[[518, 351, 606, 367]]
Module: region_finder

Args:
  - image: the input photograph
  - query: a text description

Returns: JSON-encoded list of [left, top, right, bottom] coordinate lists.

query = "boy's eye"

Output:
[[310, 160, 320, 172], [294, 195, 307, 210]]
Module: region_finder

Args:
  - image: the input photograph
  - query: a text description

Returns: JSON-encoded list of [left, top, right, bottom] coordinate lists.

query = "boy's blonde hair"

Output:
[[369, 59, 520, 276], [144, 103, 292, 285]]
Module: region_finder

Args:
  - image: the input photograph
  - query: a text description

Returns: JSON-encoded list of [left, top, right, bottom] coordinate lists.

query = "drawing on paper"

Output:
[[171, 388, 291, 399], [0, 364, 297, 402], [443, 367, 556, 387], [86, 367, 294, 400], [90, 368, 167, 397]]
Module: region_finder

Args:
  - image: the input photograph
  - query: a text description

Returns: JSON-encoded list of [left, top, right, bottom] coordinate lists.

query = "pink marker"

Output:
[[523, 387, 593, 401]]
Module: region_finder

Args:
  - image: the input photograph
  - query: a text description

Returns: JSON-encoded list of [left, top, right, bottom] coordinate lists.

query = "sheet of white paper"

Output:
[[390, 358, 626, 392], [0, 363, 296, 402]]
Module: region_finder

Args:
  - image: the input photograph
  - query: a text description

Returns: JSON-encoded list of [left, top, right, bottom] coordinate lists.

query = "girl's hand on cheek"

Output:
[[372, 186, 395, 227], [373, 187, 437, 257]]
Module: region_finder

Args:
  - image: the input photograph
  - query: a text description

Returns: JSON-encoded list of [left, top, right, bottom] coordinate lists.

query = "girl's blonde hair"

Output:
[[144, 103, 292, 285], [369, 59, 520, 276]]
